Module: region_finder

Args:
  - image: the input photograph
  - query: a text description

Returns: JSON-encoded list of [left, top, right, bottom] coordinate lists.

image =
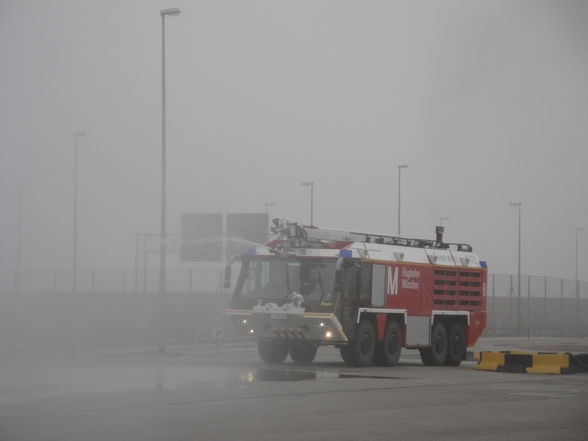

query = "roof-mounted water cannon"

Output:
[[270, 218, 308, 243], [270, 218, 289, 239], [436, 225, 444, 244]]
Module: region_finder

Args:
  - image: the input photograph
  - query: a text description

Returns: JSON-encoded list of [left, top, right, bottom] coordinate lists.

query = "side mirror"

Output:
[[224, 265, 231, 289], [334, 257, 344, 289]]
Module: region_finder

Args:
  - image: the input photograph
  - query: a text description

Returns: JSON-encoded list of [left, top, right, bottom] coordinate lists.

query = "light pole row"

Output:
[[15, 183, 25, 292], [158, 7, 181, 352], [397, 164, 408, 235], [73, 130, 86, 294], [301, 181, 314, 227], [576, 227, 584, 328], [509, 202, 584, 333], [66, 10, 182, 300], [299, 164, 411, 234], [509, 202, 522, 333]]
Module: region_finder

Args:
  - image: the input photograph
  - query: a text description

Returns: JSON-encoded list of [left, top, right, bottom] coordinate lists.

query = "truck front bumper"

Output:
[[226, 307, 347, 344]]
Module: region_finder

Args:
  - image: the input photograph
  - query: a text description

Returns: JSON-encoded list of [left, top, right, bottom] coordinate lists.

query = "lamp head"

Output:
[[160, 8, 181, 16]]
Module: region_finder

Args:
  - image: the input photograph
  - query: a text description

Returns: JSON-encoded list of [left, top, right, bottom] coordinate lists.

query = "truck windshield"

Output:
[[236, 258, 336, 302]]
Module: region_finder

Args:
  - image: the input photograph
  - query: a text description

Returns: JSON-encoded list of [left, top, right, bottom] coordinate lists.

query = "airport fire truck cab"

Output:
[[225, 219, 487, 367]]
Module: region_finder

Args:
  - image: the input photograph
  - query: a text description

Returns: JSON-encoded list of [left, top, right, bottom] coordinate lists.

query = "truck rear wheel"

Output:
[[257, 339, 288, 364], [289, 341, 318, 364], [340, 320, 375, 367], [419, 322, 447, 366], [445, 323, 466, 366], [374, 320, 402, 366]]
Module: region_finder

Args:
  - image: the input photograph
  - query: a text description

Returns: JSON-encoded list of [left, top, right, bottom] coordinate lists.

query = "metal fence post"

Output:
[[577, 279, 580, 331], [560, 278, 564, 336], [491, 274, 495, 333], [544, 276, 547, 330], [189, 269, 193, 294], [527, 274, 531, 339], [509, 274, 514, 334], [143, 236, 148, 293], [134, 234, 139, 293]]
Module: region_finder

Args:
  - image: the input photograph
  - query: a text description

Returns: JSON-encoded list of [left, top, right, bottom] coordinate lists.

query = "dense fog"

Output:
[[1, 0, 587, 282], [1, 4, 588, 441], [0, 0, 587, 344]]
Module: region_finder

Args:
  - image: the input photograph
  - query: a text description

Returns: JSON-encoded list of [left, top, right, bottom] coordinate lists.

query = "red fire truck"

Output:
[[225, 220, 487, 367]]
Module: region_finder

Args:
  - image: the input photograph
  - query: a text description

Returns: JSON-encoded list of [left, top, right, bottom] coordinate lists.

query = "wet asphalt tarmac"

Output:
[[0, 337, 587, 441]]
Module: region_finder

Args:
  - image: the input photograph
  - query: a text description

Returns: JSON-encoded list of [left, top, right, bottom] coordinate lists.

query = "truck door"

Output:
[[340, 263, 361, 340]]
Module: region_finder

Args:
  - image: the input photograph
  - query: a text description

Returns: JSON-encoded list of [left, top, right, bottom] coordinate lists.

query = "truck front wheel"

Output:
[[257, 339, 288, 364], [419, 322, 447, 366], [340, 320, 375, 367], [289, 341, 318, 364]]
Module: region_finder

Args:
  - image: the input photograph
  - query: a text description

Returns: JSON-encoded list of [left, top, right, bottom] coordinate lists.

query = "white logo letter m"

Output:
[[387, 266, 398, 295]]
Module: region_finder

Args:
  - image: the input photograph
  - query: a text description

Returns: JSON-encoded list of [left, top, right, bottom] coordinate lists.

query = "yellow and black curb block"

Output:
[[473, 351, 588, 374]]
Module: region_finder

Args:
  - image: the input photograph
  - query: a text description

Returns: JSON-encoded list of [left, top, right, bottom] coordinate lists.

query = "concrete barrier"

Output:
[[474, 351, 506, 371], [563, 353, 588, 374], [498, 353, 533, 373], [475, 351, 588, 374], [526, 354, 570, 374]]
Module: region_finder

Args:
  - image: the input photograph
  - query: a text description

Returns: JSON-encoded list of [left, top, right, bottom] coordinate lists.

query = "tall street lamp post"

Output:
[[159, 7, 181, 351], [576, 227, 584, 329], [510, 202, 522, 334], [301, 181, 314, 227], [73, 130, 86, 294], [397, 165, 408, 235], [15, 183, 25, 292]]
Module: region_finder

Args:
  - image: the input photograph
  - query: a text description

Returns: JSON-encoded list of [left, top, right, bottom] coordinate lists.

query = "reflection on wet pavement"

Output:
[[237, 368, 405, 383], [245, 368, 336, 382], [0, 357, 407, 403]]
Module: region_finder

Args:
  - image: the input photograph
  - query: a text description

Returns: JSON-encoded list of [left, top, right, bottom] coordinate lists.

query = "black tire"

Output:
[[419, 322, 447, 366], [339, 345, 354, 365], [374, 321, 402, 366], [289, 341, 318, 364], [257, 339, 288, 364], [445, 323, 466, 366], [340, 320, 376, 367]]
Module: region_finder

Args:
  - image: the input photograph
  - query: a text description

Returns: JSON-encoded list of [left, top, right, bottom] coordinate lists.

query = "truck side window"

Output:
[[343, 265, 359, 302], [359, 262, 372, 304]]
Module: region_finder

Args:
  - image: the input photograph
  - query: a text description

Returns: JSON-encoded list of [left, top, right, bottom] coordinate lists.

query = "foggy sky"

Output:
[[1, 0, 587, 281]]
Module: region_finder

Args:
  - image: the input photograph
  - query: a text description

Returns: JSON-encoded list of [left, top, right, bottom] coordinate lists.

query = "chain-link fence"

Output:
[[0, 268, 232, 351], [0, 268, 225, 294], [487, 273, 588, 336], [0, 270, 586, 350]]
